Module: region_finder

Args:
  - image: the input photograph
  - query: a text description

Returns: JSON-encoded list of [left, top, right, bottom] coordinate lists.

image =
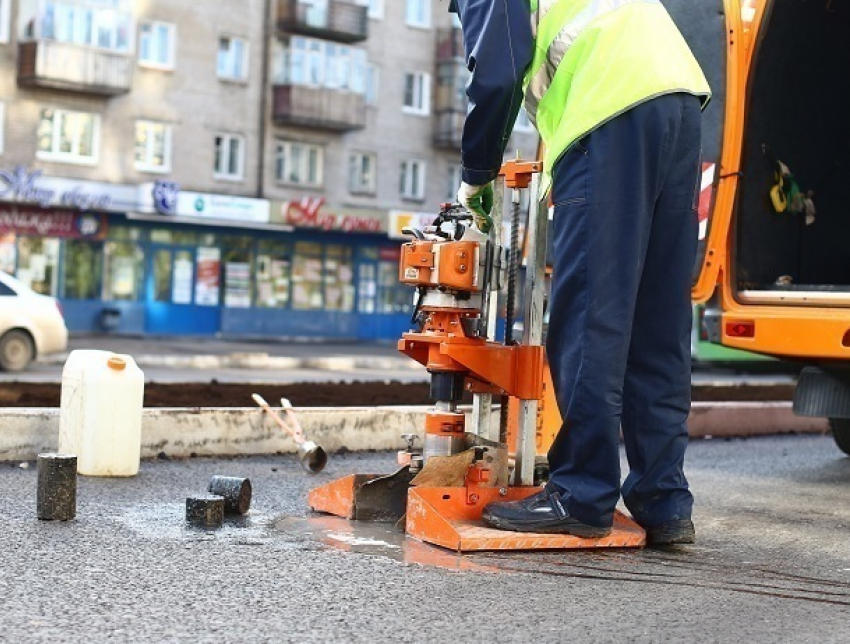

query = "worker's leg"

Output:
[[620, 95, 701, 529], [545, 97, 679, 529]]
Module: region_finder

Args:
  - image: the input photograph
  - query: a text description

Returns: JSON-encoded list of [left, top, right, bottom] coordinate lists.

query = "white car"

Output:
[[0, 271, 68, 372]]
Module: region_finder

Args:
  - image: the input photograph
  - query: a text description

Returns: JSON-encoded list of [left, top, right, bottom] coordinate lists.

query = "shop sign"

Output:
[[388, 210, 438, 239], [0, 205, 108, 239], [0, 166, 135, 212], [141, 182, 270, 223], [279, 197, 385, 233], [182, 192, 269, 223]]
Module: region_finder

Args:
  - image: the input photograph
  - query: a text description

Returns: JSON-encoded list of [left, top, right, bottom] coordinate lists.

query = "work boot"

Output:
[[482, 483, 612, 537], [643, 518, 696, 547]]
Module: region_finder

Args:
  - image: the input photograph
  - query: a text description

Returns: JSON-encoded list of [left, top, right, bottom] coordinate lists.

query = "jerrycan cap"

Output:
[[107, 356, 127, 371]]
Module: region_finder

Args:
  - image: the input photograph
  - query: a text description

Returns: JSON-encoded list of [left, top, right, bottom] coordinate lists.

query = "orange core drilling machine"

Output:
[[309, 160, 645, 552]]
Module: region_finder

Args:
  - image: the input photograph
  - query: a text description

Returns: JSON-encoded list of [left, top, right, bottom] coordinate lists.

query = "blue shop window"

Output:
[[63, 239, 103, 300], [103, 241, 145, 301], [291, 242, 354, 312], [255, 239, 292, 308], [378, 261, 412, 314]]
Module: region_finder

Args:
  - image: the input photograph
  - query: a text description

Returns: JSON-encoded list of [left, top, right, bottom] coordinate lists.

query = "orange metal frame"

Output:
[[406, 487, 644, 552], [398, 312, 545, 401]]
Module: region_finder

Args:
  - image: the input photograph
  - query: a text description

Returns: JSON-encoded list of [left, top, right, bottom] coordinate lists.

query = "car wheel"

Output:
[[828, 418, 850, 456], [0, 330, 35, 372]]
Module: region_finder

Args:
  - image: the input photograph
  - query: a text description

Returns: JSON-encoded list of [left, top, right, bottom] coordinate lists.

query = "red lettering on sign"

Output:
[[282, 197, 382, 233], [0, 205, 107, 239]]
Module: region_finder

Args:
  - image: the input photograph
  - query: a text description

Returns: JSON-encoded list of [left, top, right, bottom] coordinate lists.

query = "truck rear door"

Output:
[[664, 0, 744, 303]]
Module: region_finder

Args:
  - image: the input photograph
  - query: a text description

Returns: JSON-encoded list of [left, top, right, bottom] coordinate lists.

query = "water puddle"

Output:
[[114, 502, 280, 546], [273, 515, 500, 573]]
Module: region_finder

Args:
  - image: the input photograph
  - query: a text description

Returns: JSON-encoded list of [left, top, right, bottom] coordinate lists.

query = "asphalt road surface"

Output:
[[2, 435, 849, 642]]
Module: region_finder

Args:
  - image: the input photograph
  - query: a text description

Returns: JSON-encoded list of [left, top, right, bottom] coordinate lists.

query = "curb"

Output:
[[0, 402, 829, 462], [37, 353, 423, 372]]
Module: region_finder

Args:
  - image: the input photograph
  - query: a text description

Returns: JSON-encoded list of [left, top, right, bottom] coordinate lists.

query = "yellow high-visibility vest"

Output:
[[525, 0, 712, 194]]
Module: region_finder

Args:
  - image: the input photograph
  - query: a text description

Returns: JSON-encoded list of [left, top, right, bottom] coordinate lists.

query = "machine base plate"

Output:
[[405, 486, 646, 552]]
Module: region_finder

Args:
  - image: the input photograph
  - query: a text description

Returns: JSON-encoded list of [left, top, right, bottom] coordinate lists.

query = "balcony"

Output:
[[273, 84, 366, 132], [276, 0, 368, 43], [17, 41, 132, 96], [433, 56, 469, 150], [436, 27, 464, 63], [433, 111, 465, 151]]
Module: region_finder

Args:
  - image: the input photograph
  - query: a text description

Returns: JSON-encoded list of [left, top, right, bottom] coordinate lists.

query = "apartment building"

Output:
[[0, 0, 537, 340]]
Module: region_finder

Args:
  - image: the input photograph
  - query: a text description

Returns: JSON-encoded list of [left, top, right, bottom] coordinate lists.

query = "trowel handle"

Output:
[[280, 398, 306, 436], [252, 393, 304, 444]]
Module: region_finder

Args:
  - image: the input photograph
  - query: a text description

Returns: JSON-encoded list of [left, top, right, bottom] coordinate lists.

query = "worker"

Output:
[[450, 0, 711, 546]]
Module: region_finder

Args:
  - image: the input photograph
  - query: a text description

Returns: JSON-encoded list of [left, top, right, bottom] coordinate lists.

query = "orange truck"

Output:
[[673, 0, 850, 455]]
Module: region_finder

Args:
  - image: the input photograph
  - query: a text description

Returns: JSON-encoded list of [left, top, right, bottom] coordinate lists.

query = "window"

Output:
[[437, 61, 469, 107], [378, 260, 411, 314], [400, 160, 426, 201], [222, 236, 253, 308], [0, 0, 10, 43], [41, 2, 132, 52], [357, 261, 376, 313], [324, 245, 354, 312], [349, 152, 376, 195], [291, 242, 323, 310], [447, 164, 463, 202], [406, 0, 430, 27], [16, 237, 60, 296], [277, 37, 368, 95], [290, 243, 354, 311], [139, 22, 176, 69], [217, 36, 248, 80], [275, 141, 323, 187], [104, 230, 145, 301], [255, 240, 291, 309], [37, 108, 100, 164], [135, 121, 171, 173], [367, 0, 384, 19], [214, 134, 245, 180], [403, 72, 430, 115], [63, 240, 103, 300], [365, 64, 379, 106]]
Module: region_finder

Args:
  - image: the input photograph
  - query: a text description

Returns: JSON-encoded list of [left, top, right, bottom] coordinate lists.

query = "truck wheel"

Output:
[[828, 418, 850, 456], [0, 330, 34, 372]]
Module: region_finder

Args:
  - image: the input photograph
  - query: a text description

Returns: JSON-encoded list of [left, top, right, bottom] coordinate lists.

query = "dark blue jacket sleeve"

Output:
[[452, 0, 534, 185]]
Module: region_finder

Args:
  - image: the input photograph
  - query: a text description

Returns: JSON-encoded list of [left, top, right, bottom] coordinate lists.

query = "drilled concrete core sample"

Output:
[[37, 453, 77, 521], [185, 495, 224, 527], [208, 476, 252, 515]]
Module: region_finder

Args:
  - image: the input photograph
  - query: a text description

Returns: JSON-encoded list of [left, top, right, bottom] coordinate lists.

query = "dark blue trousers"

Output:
[[546, 93, 701, 529]]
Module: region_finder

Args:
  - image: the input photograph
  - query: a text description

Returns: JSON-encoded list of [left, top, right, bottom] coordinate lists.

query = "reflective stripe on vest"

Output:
[[525, 0, 660, 126]]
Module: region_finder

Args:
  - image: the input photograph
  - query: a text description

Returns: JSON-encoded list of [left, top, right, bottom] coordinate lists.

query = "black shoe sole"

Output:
[[482, 511, 613, 538], [645, 520, 696, 546]]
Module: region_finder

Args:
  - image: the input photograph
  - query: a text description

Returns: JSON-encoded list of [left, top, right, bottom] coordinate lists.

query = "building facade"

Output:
[[0, 0, 537, 340]]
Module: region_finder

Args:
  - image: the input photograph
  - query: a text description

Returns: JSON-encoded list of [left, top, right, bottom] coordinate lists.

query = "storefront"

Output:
[[0, 169, 415, 341]]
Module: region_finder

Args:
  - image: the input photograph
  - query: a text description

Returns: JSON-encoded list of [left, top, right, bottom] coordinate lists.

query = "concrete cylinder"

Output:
[[186, 495, 224, 527], [207, 476, 252, 515], [37, 453, 77, 521]]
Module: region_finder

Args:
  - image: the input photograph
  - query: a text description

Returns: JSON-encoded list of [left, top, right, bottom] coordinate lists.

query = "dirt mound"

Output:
[[0, 381, 795, 408]]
